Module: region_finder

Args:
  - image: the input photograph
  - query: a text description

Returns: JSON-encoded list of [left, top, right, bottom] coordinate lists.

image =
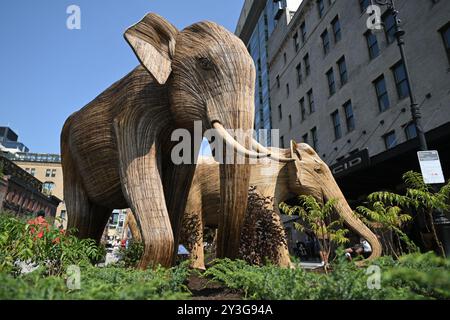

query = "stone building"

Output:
[[235, 0, 303, 145], [5, 152, 67, 228], [0, 155, 60, 218], [264, 0, 450, 197]]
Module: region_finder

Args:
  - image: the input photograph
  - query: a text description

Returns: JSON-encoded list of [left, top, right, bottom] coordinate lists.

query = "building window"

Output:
[[404, 122, 418, 140], [303, 54, 310, 76], [307, 89, 315, 113], [383, 131, 397, 149], [337, 56, 348, 86], [280, 136, 285, 148], [343, 100, 355, 132], [30, 168, 35, 176], [293, 32, 299, 52], [302, 133, 309, 143], [317, 0, 325, 18], [51, 169, 56, 177], [299, 98, 306, 121], [25, 168, 30, 172], [311, 127, 318, 150], [326, 68, 336, 96], [440, 23, 450, 64], [359, 0, 372, 13], [321, 29, 330, 55], [289, 115, 292, 129], [278, 104, 283, 120], [60, 210, 66, 220], [42, 181, 55, 195], [300, 22, 307, 43], [45, 169, 51, 177], [331, 16, 341, 43], [392, 61, 410, 99], [374, 75, 390, 112], [383, 11, 396, 44], [296, 63, 302, 85], [331, 110, 342, 140], [365, 31, 380, 59], [286, 83, 290, 97], [283, 52, 287, 64], [276, 75, 280, 88]]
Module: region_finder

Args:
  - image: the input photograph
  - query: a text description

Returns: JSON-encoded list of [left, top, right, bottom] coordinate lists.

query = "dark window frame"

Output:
[[382, 11, 396, 45], [331, 110, 342, 140], [304, 54, 311, 76], [300, 22, 307, 43], [311, 127, 318, 150], [278, 104, 283, 120], [317, 0, 325, 18], [373, 75, 390, 112], [331, 16, 341, 43], [359, 0, 372, 13], [343, 100, 355, 132], [326, 68, 336, 96], [391, 61, 410, 100], [299, 98, 306, 122], [337, 56, 348, 86], [439, 22, 450, 65], [307, 89, 315, 113], [365, 30, 380, 60], [404, 122, 418, 140], [296, 63, 302, 85], [293, 32, 299, 52], [321, 29, 330, 55], [383, 130, 397, 150]]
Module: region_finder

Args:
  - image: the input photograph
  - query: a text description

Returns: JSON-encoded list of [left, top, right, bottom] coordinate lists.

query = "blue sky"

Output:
[[0, 0, 243, 154]]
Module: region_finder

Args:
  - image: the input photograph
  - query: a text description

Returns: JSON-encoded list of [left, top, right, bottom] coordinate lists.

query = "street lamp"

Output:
[[374, 0, 428, 151]]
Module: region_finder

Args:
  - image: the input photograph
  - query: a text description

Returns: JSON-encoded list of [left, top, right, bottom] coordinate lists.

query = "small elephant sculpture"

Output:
[[183, 141, 382, 269], [61, 13, 285, 268]]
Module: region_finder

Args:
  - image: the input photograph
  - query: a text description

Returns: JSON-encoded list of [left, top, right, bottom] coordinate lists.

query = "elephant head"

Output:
[[124, 13, 270, 259], [287, 140, 382, 261]]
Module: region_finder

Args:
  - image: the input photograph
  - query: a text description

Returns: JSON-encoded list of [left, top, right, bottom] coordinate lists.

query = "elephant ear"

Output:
[[124, 13, 178, 85]]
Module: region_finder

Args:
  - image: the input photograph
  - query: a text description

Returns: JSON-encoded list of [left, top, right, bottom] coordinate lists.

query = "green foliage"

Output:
[[279, 195, 349, 263], [0, 263, 192, 300], [203, 252, 450, 300], [0, 212, 104, 275], [116, 240, 144, 268], [366, 171, 450, 256], [355, 201, 417, 256], [239, 186, 288, 266]]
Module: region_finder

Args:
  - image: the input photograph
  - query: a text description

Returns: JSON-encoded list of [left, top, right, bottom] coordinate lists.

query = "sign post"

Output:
[[418, 150, 450, 256], [417, 150, 445, 184]]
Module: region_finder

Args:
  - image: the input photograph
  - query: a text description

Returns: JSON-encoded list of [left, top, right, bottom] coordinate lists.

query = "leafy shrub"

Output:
[[0, 262, 192, 300], [203, 251, 450, 300], [117, 240, 144, 268], [0, 212, 104, 275], [239, 186, 288, 266]]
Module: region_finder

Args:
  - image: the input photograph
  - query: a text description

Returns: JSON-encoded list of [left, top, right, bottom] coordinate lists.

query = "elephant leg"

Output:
[[183, 208, 205, 270], [62, 136, 111, 241], [114, 119, 173, 269]]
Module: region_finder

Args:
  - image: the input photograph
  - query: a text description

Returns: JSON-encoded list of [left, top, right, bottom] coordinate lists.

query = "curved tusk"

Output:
[[212, 122, 270, 159], [251, 139, 295, 163]]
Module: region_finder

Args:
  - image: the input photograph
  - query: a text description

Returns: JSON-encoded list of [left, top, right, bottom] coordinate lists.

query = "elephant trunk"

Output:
[[323, 179, 382, 262]]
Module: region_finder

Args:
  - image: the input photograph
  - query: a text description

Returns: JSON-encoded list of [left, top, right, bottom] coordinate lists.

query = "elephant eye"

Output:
[[197, 57, 214, 71], [314, 165, 322, 173]]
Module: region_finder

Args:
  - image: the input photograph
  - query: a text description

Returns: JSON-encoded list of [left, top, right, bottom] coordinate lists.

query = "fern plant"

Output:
[[355, 201, 417, 257], [279, 195, 349, 268], [367, 171, 450, 257]]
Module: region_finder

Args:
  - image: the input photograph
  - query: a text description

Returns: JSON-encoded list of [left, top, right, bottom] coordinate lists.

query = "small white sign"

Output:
[[417, 150, 445, 184]]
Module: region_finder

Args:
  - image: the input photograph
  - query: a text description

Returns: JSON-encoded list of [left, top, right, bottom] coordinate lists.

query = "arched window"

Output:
[[42, 182, 55, 195]]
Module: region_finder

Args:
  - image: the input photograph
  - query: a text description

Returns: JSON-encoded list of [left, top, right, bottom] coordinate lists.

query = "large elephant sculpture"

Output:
[[61, 13, 282, 268], [183, 141, 382, 269]]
